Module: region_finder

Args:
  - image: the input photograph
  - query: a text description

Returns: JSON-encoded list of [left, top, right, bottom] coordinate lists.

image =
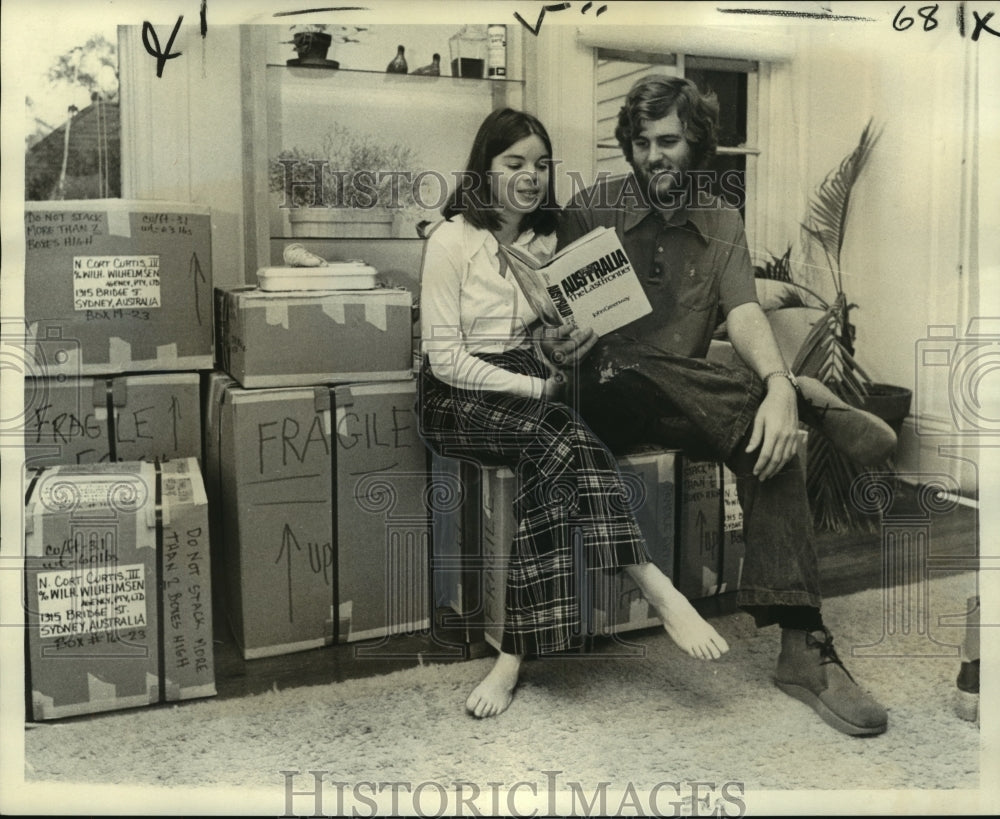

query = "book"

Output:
[[499, 226, 652, 336]]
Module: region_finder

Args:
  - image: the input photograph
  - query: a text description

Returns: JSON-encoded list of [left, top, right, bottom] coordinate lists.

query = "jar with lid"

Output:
[[448, 25, 488, 78]]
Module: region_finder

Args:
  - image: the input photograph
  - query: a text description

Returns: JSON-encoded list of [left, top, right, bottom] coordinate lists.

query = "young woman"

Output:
[[418, 108, 729, 719]]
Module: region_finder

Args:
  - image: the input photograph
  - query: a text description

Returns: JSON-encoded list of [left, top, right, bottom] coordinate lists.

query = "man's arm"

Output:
[[725, 302, 801, 480]]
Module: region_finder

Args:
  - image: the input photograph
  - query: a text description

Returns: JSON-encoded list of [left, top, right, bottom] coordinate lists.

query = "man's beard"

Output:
[[635, 165, 689, 209]]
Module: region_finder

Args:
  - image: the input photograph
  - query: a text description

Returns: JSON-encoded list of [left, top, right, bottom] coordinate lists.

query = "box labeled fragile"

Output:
[[24, 458, 215, 720], [215, 285, 414, 387], [216, 384, 336, 658], [478, 449, 678, 651], [24, 200, 214, 375], [212, 377, 430, 658], [23, 372, 202, 469], [333, 381, 431, 643]]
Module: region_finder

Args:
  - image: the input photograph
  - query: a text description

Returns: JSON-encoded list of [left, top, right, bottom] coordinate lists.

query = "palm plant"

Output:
[[758, 120, 888, 532], [800, 118, 881, 359]]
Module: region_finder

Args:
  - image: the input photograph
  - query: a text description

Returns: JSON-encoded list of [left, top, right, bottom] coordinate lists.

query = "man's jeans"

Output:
[[575, 335, 822, 615]]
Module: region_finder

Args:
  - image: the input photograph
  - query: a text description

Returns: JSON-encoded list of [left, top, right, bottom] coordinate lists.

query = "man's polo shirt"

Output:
[[557, 174, 758, 359]]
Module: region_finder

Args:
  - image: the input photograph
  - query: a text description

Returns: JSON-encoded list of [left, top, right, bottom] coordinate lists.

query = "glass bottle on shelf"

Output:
[[386, 45, 408, 74], [487, 25, 507, 77], [413, 53, 441, 76]]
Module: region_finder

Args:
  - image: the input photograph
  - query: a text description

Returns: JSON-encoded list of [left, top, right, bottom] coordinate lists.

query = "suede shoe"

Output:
[[774, 627, 888, 736], [795, 376, 898, 466], [955, 659, 980, 723]]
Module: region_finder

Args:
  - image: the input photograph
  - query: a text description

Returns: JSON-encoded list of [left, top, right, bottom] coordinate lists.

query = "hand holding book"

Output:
[[499, 227, 652, 337], [538, 323, 598, 368]]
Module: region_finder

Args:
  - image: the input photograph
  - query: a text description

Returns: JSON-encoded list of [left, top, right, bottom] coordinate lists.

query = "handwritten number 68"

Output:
[[893, 4, 939, 31]]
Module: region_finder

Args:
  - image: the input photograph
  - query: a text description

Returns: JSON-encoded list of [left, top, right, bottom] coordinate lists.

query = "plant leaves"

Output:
[[800, 118, 882, 293], [754, 245, 794, 282], [805, 432, 880, 533]]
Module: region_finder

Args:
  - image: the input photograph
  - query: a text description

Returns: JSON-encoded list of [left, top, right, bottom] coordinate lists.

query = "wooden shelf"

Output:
[[268, 63, 524, 87], [244, 33, 525, 264]]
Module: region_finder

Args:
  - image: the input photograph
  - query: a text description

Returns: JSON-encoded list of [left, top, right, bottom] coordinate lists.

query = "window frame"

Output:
[[593, 48, 761, 250]]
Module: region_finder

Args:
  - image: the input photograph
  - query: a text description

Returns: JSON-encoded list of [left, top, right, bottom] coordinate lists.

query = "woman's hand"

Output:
[[538, 325, 598, 369]]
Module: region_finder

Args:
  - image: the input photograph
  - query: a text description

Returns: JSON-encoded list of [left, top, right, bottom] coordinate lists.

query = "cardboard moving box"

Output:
[[24, 458, 215, 720], [215, 285, 414, 388], [430, 453, 481, 615], [24, 200, 214, 375], [208, 377, 430, 658], [676, 458, 727, 600], [23, 372, 201, 469]]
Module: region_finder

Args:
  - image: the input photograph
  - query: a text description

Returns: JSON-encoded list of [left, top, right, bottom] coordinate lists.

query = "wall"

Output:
[[121, 25, 246, 289], [793, 26, 967, 393], [786, 23, 984, 493]]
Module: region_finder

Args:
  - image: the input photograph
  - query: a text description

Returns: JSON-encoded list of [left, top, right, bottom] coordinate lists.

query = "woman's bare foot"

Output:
[[467, 651, 522, 718], [626, 563, 730, 660]]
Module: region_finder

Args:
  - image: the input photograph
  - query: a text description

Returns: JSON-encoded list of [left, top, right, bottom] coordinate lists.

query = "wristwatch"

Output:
[[763, 370, 800, 393]]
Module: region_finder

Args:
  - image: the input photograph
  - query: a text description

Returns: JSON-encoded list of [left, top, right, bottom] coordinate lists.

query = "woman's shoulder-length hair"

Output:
[[441, 108, 560, 237]]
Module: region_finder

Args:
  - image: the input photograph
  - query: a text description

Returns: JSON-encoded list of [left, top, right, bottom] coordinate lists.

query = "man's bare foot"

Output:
[[467, 652, 522, 718], [626, 563, 730, 660]]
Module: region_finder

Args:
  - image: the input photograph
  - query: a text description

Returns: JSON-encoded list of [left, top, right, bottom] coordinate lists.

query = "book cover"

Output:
[[500, 226, 652, 336]]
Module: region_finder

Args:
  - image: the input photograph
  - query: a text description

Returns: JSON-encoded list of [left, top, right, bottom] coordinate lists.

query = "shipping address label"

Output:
[[36, 564, 147, 638], [73, 255, 161, 310]]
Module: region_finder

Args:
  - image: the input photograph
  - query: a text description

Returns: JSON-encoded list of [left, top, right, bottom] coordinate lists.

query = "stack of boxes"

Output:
[[22, 200, 212, 468], [209, 275, 430, 658], [24, 458, 213, 720], [21, 199, 217, 719], [18, 200, 812, 713]]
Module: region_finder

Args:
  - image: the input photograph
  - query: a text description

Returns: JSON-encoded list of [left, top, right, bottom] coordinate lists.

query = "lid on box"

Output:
[[256, 263, 378, 291]]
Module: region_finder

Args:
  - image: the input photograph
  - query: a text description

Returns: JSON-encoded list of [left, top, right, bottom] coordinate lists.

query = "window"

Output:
[[25, 29, 121, 200], [595, 50, 759, 240]]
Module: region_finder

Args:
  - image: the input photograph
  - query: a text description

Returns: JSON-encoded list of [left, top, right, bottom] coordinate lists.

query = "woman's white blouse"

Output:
[[420, 215, 557, 398]]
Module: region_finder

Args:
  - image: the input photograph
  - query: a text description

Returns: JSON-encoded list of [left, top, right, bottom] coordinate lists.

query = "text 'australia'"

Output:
[[559, 249, 630, 302]]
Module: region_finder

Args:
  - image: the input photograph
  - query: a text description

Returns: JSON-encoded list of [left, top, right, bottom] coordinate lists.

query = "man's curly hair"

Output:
[[615, 75, 720, 170]]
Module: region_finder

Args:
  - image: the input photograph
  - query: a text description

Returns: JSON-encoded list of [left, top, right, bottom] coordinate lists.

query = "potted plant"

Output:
[[284, 24, 369, 68], [269, 124, 422, 238], [754, 119, 912, 532]]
